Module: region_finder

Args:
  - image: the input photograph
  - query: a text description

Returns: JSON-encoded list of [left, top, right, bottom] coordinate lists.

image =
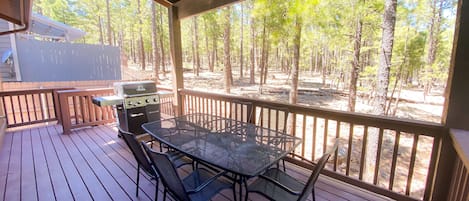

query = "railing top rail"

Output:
[[179, 89, 446, 137], [56, 88, 114, 96], [0, 87, 74, 96]]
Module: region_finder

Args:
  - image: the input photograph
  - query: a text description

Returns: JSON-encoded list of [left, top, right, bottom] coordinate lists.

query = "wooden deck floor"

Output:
[[0, 124, 394, 201]]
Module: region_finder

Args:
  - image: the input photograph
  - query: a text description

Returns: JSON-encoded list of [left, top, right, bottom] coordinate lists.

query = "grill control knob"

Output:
[[154, 98, 158, 102], [146, 99, 151, 103]]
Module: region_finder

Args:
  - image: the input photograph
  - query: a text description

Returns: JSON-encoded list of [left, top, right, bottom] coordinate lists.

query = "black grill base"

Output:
[[117, 104, 161, 135]]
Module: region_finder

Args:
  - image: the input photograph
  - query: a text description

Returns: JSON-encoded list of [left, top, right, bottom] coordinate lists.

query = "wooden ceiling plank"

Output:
[[153, 0, 172, 8], [176, 0, 243, 19]]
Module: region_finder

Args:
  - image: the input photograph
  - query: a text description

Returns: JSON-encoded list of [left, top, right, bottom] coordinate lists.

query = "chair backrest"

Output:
[[297, 140, 339, 201], [118, 127, 156, 177], [142, 143, 191, 201]]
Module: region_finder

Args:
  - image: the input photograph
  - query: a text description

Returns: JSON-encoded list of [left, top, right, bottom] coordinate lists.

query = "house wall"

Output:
[[0, 20, 14, 81], [15, 38, 121, 82]]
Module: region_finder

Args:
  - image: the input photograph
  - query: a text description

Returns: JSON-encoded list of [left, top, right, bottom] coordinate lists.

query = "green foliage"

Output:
[[31, 0, 455, 95]]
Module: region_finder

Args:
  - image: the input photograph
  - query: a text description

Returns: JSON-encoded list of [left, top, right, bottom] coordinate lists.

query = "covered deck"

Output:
[[0, 123, 392, 201]]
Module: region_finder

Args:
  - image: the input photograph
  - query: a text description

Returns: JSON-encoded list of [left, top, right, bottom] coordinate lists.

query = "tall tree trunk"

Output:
[[289, 16, 302, 104], [263, 43, 270, 84], [151, 2, 160, 83], [374, 0, 397, 115], [137, 0, 145, 70], [250, 16, 256, 84], [193, 17, 200, 76], [158, 7, 166, 76], [368, 0, 397, 182], [223, 7, 232, 93], [210, 37, 216, 72], [204, 19, 211, 72], [348, 18, 363, 112], [106, 0, 112, 45], [259, 17, 267, 86], [240, 3, 244, 78], [321, 48, 327, 86], [424, 0, 444, 99], [387, 27, 410, 116], [98, 15, 104, 45]]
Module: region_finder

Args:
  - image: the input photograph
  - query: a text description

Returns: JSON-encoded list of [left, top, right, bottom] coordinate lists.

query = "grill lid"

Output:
[[113, 81, 157, 97]]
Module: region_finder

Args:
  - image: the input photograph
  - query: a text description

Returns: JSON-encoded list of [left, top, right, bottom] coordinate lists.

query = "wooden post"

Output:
[[57, 91, 72, 134], [169, 5, 184, 116], [443, 0, 469, 129], [435, 0, 468, 200]]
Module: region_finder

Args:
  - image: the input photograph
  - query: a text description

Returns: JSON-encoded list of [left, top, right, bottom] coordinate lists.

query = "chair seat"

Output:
[[248, 168, 304, 201], [184, 168, 233, 201]]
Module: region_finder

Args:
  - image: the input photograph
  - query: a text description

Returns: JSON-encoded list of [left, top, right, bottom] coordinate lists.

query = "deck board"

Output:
[[0, 130, 13, 201], [4, 130, 22, 201], [20, 129, 38, 201], [30, 127, 56, 201], [0, 124, 395, 201]]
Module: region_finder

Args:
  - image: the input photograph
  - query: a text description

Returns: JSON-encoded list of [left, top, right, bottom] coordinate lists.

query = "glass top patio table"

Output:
[[141, 113, 302, 178]]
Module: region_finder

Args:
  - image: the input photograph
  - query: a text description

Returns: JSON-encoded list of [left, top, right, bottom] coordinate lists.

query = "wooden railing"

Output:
[[158, 91, 175, 117], [57, 87, 176, 134], [0, 88, 72, 127], [447, 130, 469, 201], [56, 88, 116, 134], [447, 157, 469, 201], [179, 89, 449, 201]]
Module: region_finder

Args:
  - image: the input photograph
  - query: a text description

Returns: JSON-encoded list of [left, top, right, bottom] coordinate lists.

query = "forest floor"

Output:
[[153, 68, 444, 123]]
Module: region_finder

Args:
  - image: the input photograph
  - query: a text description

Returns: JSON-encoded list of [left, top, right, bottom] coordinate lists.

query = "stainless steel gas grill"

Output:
[[92, 81, 161, 135]]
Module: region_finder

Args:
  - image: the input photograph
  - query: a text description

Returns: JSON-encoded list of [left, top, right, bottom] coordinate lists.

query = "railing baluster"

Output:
[[1, 96, 8, 124], [406, 134, 419, 195], [73, 96, 80, 124], [301, 115, 306, 158], [359, 126, 368, 180], [87, 96, 96, 122], [456, 162, 468, 201], [26, 95, 31, 121], [389, 130, 401, 190], [374, 128, 384, 185], [30, 94, 38, 121], [334, 120, 340, 171], [45, 93, 52, 119], [10, 96, 16, 124], [268, 108, 272, 130], [312, 116, 317, 160], [323, 119, 328, 154], [38, 93, 46, 120], [346, 123, 354, 176], [17, 95, 24, 124]]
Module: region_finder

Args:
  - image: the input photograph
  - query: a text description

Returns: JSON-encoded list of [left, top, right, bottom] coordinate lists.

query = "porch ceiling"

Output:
[[154, 0, 242, 19]]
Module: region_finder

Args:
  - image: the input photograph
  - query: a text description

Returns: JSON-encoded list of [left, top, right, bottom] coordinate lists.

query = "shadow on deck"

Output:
[[0, 124, 394, 201]]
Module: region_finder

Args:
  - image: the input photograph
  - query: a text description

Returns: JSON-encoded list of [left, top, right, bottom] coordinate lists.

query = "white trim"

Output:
[[8, 23, 22, 81]]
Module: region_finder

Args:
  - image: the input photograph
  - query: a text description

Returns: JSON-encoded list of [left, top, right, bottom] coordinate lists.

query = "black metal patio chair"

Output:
[[118, 127, 192, 200], [142, 142, 235, 201], [247, 140, 339, 201]]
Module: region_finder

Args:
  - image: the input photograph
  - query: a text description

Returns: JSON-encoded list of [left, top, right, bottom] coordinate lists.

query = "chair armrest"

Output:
[[258, 175, 301, 196], [186, 170, 228, 193]]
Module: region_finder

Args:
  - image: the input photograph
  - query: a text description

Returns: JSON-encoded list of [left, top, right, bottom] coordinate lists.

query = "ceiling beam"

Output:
[[153, 0, 172, 8], [175, 0, 243, 19]]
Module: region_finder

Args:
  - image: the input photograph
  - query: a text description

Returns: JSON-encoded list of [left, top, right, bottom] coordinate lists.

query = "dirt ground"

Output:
[[154, 69, 444, 123]]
